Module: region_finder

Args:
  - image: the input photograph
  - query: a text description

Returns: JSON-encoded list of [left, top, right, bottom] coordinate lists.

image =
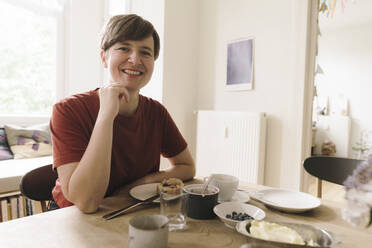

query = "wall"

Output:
[[317, 22, 372, 157], [63, 0, 104, 96], [197, 0, 310, 189], [161, 0, 199, 164]]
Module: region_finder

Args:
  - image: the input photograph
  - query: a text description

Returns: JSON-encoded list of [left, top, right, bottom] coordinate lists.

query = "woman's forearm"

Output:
[[66, 117, 114, 212], [132, 148, 196, 186], [153, 165, 195, 182], [127, 165, 195, 191]]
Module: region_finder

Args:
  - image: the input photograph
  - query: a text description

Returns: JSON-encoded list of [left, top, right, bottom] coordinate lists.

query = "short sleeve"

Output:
[[160, 108, 187, 158], [50, 101, 90, 168]]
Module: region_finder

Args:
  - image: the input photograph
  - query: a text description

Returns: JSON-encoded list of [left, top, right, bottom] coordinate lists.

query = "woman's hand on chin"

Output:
[[98, 82, 130, 121]]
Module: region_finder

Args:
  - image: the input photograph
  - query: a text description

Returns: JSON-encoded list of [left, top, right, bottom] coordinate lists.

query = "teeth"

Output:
[[124, 69, 141, 75]]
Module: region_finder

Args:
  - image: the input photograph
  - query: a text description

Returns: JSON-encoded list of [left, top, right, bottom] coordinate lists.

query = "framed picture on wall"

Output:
[[226, 37, 254, 91]]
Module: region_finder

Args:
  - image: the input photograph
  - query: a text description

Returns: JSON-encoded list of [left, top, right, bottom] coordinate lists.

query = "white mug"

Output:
[[129, 214, 168, 248], [208, 174, 239, 202]]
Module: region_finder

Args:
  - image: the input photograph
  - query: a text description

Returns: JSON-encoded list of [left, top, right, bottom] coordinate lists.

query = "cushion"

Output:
[[0, 128, 13, 160], [4, 123, 52, 159]]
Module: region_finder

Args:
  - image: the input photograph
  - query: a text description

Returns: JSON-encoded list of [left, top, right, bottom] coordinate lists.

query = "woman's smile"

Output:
[[121, 68, 144, 78], [122, 69, 142, 76]]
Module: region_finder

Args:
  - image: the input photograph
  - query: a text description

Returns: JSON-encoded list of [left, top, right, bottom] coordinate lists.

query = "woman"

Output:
[[50, 14, 195, 213]]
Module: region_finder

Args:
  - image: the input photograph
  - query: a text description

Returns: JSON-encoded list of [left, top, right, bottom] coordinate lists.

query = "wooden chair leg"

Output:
[[317, 178, 322, 198]]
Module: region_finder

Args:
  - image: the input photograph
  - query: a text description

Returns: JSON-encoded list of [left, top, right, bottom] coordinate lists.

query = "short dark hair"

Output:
[[100, 14, 160, 60]]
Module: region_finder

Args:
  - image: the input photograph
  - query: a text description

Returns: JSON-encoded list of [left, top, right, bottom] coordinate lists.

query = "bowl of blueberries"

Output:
[[213, 202, 265, 228]]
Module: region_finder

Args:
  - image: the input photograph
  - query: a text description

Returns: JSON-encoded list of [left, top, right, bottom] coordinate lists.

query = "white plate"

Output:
[[253, 189, 321, 213], [218, 190, 251, 203], [129, 183, 160, 203]]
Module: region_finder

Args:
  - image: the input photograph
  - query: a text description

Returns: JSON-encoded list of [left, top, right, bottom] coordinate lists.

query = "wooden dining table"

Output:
[[0, 180, 370, 248]]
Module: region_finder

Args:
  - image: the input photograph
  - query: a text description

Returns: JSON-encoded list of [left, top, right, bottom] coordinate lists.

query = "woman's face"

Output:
[[101, 36, 155, 92]]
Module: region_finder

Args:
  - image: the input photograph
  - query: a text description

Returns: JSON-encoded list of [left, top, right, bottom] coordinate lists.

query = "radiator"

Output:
[[195, 111, 266, 184]]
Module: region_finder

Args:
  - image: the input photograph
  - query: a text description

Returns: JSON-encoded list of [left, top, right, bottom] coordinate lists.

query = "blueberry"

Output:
[[227, 211, 255, 221]]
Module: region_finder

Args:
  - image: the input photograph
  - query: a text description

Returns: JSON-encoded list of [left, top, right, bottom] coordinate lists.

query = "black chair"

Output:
[[19, 164, 58, 212], [303, 156, 364, 198]]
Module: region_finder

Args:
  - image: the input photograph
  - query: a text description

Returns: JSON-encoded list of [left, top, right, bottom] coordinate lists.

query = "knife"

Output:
[[103, 194, 160, 220]]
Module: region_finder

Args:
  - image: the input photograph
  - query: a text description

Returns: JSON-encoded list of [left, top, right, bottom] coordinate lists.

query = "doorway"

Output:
[[305, 0, 372, 202]]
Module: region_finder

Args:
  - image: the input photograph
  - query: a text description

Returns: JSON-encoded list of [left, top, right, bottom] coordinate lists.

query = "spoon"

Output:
[[201, 175, 214, 197]]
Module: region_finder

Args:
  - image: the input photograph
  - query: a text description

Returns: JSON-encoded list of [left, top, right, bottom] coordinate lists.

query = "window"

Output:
[[0, 0, 64, 116]]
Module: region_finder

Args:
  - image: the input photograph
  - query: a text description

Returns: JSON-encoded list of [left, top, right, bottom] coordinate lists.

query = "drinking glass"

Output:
[[160, 189, 186, 231]]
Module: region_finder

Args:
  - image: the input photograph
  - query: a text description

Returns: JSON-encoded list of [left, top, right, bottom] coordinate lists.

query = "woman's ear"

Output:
[[100, 50, 108, 68]]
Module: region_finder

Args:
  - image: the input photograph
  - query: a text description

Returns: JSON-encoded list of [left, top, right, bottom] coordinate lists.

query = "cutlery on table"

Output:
[[103, 194, 159, 220]]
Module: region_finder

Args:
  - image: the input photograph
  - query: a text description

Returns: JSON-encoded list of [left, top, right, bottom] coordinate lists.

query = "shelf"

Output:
[[0, 191, 21, 199]]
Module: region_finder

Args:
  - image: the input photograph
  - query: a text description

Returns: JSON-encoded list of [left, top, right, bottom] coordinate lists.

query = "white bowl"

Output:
[[213, 202, 265, 228]]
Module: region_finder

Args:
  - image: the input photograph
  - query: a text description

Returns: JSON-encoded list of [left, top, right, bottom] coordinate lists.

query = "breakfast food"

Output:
[[157, 178, 184, 194], [249, 220, 321, 246], [226, 211, 254, 221], [248, 221, 319, 246]]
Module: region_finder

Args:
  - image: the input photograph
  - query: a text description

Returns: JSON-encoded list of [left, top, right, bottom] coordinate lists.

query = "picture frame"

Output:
[[226, 37, 254, 91]]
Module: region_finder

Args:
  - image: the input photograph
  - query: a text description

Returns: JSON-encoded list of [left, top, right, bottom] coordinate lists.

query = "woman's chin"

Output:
[[124, 85, 142, 94], [110, 79, 147, 92]]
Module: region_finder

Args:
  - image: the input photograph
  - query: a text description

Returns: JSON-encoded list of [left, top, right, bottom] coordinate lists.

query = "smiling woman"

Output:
[[50, 14, 195, 213], [0, 0, 64, 116]]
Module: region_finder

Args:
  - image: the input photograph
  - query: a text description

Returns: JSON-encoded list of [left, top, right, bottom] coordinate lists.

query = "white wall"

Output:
[[196, 0, 310, 189], [161, 0, 199, 161], [64, 0, 104, 96], [317, 22, 372, 157]]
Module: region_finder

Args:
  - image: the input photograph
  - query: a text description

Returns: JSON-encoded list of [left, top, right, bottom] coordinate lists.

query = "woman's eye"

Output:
[[118, 47, 129, 52], [141, 51, 152, 57]]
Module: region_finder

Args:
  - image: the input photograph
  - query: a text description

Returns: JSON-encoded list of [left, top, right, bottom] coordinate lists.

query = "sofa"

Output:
[[0, 123, 53, 195]]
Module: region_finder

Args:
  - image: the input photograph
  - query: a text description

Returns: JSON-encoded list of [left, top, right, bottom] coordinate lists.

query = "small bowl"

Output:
[[213, 202, 265, 228], [184, 184, 220, 219]]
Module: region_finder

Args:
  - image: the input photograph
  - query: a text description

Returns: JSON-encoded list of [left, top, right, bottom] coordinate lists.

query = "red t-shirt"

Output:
[[50, 89, 187, 208]]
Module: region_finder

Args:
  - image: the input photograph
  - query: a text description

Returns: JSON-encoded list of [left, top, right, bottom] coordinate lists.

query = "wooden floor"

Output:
[[308, 180, 347, 205]]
